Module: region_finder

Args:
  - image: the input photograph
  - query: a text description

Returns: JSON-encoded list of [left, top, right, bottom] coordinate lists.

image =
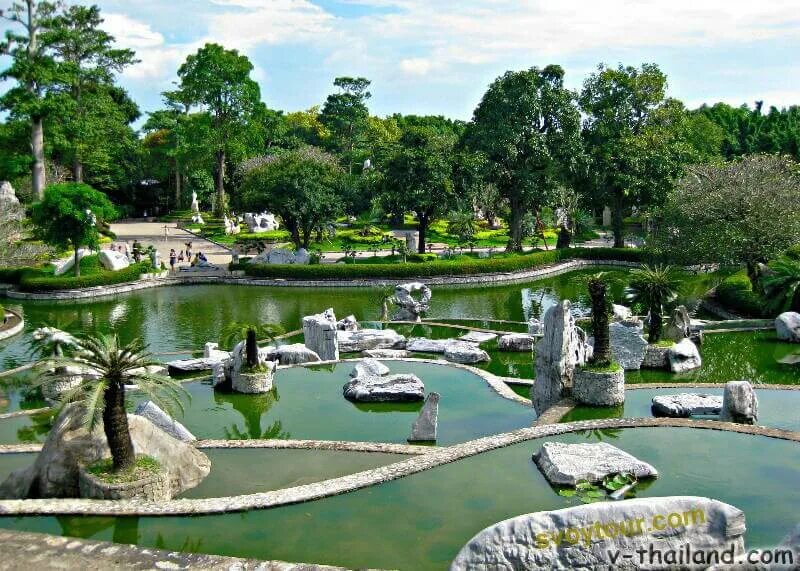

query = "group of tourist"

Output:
[[168, 242, 211, 272]]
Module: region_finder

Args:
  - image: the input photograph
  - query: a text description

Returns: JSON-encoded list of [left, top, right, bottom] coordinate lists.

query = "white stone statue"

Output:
[[0, 181, 19, 207], [190, 191, 200, 214], [363, 158, 372, 171]]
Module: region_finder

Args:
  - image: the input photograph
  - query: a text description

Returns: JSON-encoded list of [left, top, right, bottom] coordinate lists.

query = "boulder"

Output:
[[294, 248, 310, 265], [406, 338, 454, 353], [665, 305, 692, 342], [668, 338, 702, 373], [302, 308, 339, 361], [251, 247, 309, 265], [527, 318, 543, 335], [497, 333, 537, 352], [392, 282, 432, 322], [608, 321, 648, 370], [612, 304, 632, 321], [642, 344, 671, 369], [443, 342, 491, 364], [337, 315, 359, 331], [203, 342, 230, 361], [459, 331, 497, 344], [350, 358, 391, 378], [273, 343, 321, 365], [408, 392, 439, 442], [53, 248, 91, 276], [0, 181, 19, 206], [98, 249, 130, 272], [533, 441, 658, 486], [134, 400, 196, 442], [167, 357, 223, 376], [776, 312, 800, 343], [572, 367, 625, 406], [343, 373, 425, 402], [651, 394, 723, 417], [720, 380, 759, 424], [450, 496, 746, 571], [0, 405, 210, 499], [362, 348, 410, 358], [337, 329, 406, 353], [532, 301, 592, 415]]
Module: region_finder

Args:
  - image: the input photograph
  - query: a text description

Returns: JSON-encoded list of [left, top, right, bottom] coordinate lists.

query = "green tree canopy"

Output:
[[320, 76, 372, 174]]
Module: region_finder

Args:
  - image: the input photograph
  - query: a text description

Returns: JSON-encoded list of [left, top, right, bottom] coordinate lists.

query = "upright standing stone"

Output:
[[408, 392, 439, 442], [608, 321, 648, 370], [303, 308, 339, 361], [0, 181, 20, 207], [532, 301, 591, 414], [720, 380, 758, 424], [664, 305, 692, 342], [405, 231, 417, 253], [602, 205, 612, 227]]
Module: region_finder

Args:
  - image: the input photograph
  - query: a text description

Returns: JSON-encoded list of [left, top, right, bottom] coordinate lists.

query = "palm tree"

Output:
[[38, 333, 188, 472], [627, 264, 680, 343], [587, 274, 612, 366], [30, 327, 80, 360], [219, 322, 284, 368], [761, 256, 800, 314]]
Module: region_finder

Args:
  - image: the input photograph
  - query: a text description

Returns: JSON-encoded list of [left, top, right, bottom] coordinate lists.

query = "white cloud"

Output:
[[399, 57, 438, 76]]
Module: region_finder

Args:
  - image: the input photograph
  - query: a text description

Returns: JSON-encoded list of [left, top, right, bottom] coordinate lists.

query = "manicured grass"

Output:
[[581, 361, 623, 373], [86, 455, 162, 484]]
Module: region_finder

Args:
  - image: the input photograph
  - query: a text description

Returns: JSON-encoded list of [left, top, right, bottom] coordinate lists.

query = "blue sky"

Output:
[[5, 0, 800, 122]]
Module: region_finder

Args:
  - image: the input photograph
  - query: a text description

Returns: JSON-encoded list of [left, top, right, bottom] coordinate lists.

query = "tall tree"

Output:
[[320, 76, 371, 174], [176, 43, 261, 214], [465, 65, 582, 252], [0, 0, 59, 199], [44, 4, 136, 182], [580, 63, 683, 247], [376, 125, 458, 253]]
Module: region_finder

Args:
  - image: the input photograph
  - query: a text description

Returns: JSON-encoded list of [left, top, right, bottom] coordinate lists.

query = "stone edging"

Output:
[[0, 308, 24, 341], [0, 417, 796, 516], [3, 258, 640, 301], [195, 438, 429, 455], [0, 407, 49, 421], [625, 383, 800, 391]]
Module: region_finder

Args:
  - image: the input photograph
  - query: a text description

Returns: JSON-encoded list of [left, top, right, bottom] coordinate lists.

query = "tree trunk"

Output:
[[31, 117, 46, 199], [612, 192, 625, 248], [174, 159, 182, 210], [245, 328, 258, 368], [73, 157, 83, 183], [556, 225, 572, 249], [589, 278, 611, 365], [73, 248, 81, 277], [417, 214, 428, 254], [380, 299, 388, 321], [648, 307, 663, 343], [301, 228, 311, 249], [506, 198, 524, 253], [103, 380, 135, 472], [214, 149, 225, 214]]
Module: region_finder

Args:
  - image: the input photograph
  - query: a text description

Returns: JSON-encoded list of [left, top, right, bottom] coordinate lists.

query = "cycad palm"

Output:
[[627, 265, 680, 343], [219, 322, 284, 368], [39, 333, 188, 472], [761, 257, 800, 314]]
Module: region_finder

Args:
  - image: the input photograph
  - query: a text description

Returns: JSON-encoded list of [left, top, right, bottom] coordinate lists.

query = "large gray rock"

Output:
[[343, 373, 425, 402], [720, 380, 759, 424], [459, 331, 497, 344], [273, 343, 321, 365], [134, 400, 196, 442], [303, 308, 339, 361], [608, 321, 648, 370], [0, 405, 210, 499], [527, 318, 543, 335], [651, 393, 723, 417], [392, 282, 431, 322], [0, 181, 19, 206], [337, 315, 359, 331], [362, 348, 410, 358], [532, 301, 592, 415], [497, 333, 537, 352], [612, 304, 632, 321], [337, 329, 406, 352], [776, 312, 800, 343], [203, 342, 230, 361], [668, 338, 702, 373], [252, 247, 309, 265], [533, 441, 658, 486], [167, 357, 223, 376], [665, 304, 692, 341], [642, 344, 671, 369], [572, 367, 625, 407], [408, 392, 439, 442], [98, 249, 130, 271], [443, 342, 491, 364], [349, 358, 391, 378], [450, 496, 746, 571], [406, 337, 454, 353]]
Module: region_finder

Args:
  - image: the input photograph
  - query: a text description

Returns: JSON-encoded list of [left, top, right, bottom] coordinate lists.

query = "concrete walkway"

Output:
[[109, 221, 231, 268]]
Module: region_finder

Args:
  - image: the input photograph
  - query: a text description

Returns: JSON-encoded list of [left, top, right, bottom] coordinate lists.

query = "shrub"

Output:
[[715, 272, 767, 317], [19, 260, 153, 292]]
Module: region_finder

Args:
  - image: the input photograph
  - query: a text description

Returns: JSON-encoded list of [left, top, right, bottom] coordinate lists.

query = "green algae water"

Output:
[[0, 428, 796, 570]]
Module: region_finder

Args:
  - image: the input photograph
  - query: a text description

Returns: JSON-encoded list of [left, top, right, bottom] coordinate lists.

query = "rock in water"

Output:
[[350, 358, 391, 378], [443, 342, 490, 364], [337, 329, 406, 352], [572, 367, 625, 406], [665, 304, 692, 341], [392, 282, 432, 322], [608, 321, 648, 370], [303, 308, 339, 361], [0, 405, 210, 499], [450, 496, 746, 571], [203, 342, 230, 361], [497, 333, 537, 352], [362, 348, 410, 358], [337, 315, 359, 331], [134, 400, 196, 442], [459, 331, 497, 344], [533, 441, 658, 486], [527, 318, 543, 335], [273, 343, 321, 365], [532, 301, 591, 415], [667, 338, 702, 373], [776, 312, 800, 343], [642, 344, 670, 369], [406, 337, 454, 353], [408, 392, 439, 442], [167, 357, 224, 376], [343, 373, 425, 402], [651, 393, 723, 417], [720, 380, 758, 424]]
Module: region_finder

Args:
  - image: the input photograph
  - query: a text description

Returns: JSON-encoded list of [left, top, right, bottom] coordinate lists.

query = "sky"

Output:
[[4, 0, 800, 123]]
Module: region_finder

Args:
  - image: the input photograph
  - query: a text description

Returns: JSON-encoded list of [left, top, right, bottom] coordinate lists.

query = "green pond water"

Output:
[[0, 362, 534, 445], [562, 388, 800, 432], [0, 427, 796, 570]]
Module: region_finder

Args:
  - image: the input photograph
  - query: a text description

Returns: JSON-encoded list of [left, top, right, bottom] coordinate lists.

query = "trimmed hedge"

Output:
[[715, 271, 768, 318], [18, 260, 154, 292], [241, 247, 648, 280]]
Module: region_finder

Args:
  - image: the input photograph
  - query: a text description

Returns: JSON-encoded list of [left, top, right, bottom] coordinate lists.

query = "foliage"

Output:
[[651, 155, 800, 281], [447, 210, 478, 244], [240, 147, 344, 249], [761, 257, 800, 314], [39, 333, 187, 471], [0, 199, 51, 266], [715, 271, 768, 318], [320, 77, 372, 174], [466, 65, 582, 252], [557, 472, 639, 503], [19, 259, 152, 291], [627, 264, 680, 342], [219, 321, 284, 352]]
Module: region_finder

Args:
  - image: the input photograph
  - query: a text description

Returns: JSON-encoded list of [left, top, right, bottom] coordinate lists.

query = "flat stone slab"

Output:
[[459, 331, 497, 343], [443, 342, 491, 364], [350, 358, 391, 378], [533, 442, 658, 486], [338, 329, 406, 353], [408, 392, 439, 442], [651, 393, 722, 417], [167, 357, 222, 376], [406, 337, 455, 353], [362, 348, 410, 358], [134, 401, 196, 442], [450, 496, 746, 571], [343, 373, 425, 402], [497, 333, 537, 352]]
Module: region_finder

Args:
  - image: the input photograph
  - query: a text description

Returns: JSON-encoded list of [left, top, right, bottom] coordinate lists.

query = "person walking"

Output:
[[169, 248, 177, 273]]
